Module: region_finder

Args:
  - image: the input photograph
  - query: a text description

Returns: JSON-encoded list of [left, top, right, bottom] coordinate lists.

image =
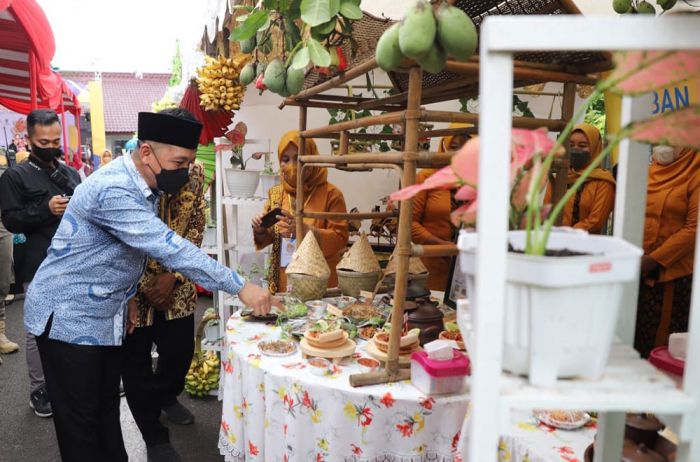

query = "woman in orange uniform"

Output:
[[635, 146, 699, 358], [556, 123, 616, 234], [252, 131, 349, 293], [411, 124, 470, 291]]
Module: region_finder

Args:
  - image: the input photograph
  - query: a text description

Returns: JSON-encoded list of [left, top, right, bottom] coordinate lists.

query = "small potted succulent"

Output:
[[222, 121, 262, 197]]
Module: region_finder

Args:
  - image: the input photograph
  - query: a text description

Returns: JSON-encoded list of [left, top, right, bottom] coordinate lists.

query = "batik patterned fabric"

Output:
[[24, 154, 244, 346], [134, 163, 206, 327]]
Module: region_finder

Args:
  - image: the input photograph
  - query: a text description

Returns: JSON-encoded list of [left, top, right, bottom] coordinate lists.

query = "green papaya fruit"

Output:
[[398, 0, 436, 60], [376, 23, 404, 72], [637, 1, 657, 13], [436, 4, 477, 62], [286, 66, 305, 95], [263, 58, 286, 93], [656, 0, 676, 10], [417, 43, 447, 74], [239, 36, 256, 54], [240, 63, 256, 85], [613, 0, 632, 13]]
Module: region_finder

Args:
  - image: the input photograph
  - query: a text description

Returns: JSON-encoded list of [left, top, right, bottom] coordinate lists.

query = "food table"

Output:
[[218, 312, 597, 462]]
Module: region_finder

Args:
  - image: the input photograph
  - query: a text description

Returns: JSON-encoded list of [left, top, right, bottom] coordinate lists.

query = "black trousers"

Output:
[[36, 317, 127, 462], [122, 312, 195, 446]]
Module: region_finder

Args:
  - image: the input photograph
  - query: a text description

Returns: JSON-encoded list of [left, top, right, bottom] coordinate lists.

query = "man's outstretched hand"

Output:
[[238, 282, 283, 316]]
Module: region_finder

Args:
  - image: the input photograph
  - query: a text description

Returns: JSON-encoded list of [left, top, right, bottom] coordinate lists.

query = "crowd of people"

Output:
[[0, 106, 696, 461]]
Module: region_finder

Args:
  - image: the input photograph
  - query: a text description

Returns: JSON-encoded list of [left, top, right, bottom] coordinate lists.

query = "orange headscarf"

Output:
[[278, 130, 327, 196], [568, 123, 615, 185], [648, 147, 700, 193], [438, 122, 473, 153]]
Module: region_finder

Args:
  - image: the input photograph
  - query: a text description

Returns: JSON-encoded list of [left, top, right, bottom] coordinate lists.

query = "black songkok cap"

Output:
[[137, 112, 203, 150]]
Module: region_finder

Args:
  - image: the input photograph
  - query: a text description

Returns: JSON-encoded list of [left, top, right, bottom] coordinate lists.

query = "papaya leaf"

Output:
[[329, 0, 341, 17], [627, 104, 700, 149], [339, 0, 363, 20], [230, 10, 269, 41], [307, 38, 331, 67], [288, 0, 302, 19], [608, 50, 700, 96], [301, 0, 331, 27], [291, 46, 310, 69]]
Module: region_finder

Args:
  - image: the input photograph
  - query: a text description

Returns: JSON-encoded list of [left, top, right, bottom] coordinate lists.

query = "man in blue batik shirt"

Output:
[[24, 109, 278, 462]]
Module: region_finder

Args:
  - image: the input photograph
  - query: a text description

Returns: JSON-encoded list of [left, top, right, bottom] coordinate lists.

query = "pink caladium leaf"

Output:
[[389, 166, 460, 201], [608, 51, 700, 96], [234, 121, 248, 136], [251, 151, 265, 160], [451, 201, 478, 226], [628, 104, 700, 149], [225, 129, 246, 147], [451, 137, 479, 185]]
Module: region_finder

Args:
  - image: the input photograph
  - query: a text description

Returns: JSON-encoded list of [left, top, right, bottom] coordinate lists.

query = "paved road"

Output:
[[0, 296, 225, 462]]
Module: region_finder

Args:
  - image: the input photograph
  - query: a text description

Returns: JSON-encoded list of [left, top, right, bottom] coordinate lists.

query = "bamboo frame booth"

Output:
[[282, 2, 612, 387]]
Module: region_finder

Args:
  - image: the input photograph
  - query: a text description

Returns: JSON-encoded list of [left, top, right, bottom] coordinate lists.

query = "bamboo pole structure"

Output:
[[421, 110, 567, 131], [443, 61, 598, 85], [339, 131, 349, 156], [290, 58, 378, 101], [295, 107, 307, 242], [412, 244, 459, 258], [299, 151, 453, 166], [301, 111, 404, 138]]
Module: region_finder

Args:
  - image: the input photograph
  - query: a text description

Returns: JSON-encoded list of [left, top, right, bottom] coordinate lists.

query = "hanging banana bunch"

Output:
[[196, 54, 249, 111], [185, 311, 221, 397]]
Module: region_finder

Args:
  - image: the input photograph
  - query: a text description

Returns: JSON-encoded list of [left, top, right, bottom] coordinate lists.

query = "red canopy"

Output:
[[0, 0, 80, 115]]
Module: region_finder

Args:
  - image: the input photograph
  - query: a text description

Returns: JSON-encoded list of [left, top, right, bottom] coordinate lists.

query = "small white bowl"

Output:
[[357, 357, 380, 374], [335, 296, 357, 309], [307, 357, 330, 376]]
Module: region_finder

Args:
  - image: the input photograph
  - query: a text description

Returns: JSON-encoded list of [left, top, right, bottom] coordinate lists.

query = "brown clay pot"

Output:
[[625, 414, 664, 448], [406, 297, 444, 345]]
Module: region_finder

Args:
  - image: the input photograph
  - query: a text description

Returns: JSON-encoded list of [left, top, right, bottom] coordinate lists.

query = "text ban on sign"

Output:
[[589, 262, 612, 273]]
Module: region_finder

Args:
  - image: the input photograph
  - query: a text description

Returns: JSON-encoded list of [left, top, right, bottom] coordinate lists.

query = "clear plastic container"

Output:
[[410, 349, 470, 395]]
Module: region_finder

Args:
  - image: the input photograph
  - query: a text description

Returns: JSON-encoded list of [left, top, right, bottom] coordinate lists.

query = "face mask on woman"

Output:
[[569, 149, 591, 170], [652, 146, 679, 165]]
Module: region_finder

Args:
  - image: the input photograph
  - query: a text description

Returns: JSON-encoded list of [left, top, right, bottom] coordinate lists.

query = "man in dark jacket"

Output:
[[0, 109, 80, 418]]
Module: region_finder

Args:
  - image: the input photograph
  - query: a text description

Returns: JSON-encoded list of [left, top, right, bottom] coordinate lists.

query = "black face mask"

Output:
[[569, 149, 591, 170], [148, 147, 189, 195], [32, 145, 62, 163]]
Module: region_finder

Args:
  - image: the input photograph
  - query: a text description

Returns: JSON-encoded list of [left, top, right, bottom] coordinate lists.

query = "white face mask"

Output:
[[652, 146, 678, 165]]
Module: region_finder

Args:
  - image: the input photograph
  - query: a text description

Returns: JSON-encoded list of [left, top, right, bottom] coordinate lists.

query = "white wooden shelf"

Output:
[[201, 339, 222, 352], [499, 344, 695, 414], [221, 195, 266, 206]]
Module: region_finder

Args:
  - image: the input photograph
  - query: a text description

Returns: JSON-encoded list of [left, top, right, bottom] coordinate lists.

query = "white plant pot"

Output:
[[259, 173, 280, 197], [225, 168, 260, 197], [458, 229, 642, 386], [204, 324, 220, 343]]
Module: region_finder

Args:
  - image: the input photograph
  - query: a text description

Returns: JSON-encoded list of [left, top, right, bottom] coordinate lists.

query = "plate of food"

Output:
[[343, 303, 383, 325], [258, 339, 297, 357], [358, 325, 379, 341], [533, 410, 592, 430]]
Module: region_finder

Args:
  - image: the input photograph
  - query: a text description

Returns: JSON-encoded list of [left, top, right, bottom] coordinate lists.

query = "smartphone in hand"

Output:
[[260, 207, 283, 228]]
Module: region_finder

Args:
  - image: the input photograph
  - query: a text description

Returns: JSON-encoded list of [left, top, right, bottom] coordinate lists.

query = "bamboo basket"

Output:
[[288, 273, 329, 301], [337, 270, 382, 297]]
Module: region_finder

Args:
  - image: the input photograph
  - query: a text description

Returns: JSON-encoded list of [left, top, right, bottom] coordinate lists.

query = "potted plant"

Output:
[[259, 151, 280, 197], [203, 308, 221, 343], [222, 121, 262, 197], [391, 50, 700, 386]]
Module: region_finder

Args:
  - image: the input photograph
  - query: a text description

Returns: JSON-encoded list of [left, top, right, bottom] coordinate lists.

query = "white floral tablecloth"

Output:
[[218, 313, 596, 462]]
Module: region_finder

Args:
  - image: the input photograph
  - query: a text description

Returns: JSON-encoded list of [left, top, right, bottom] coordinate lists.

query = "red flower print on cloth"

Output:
[[222, 360, 233, 374], [283, 394, 295, 411], [302, 391, 313, 409], [396, 422, 413, 438], [351, 444, 363, 456], [248, 440, 259, 456], [221, 420, 230, 433], [283, 424, 288, 437], [359, 407, 373, 427], [316, 453, 325, 462], [284, 454, 289, 462], [452, 431, 461, 452], [538, 422, 557, 433], [282, 362, 307, 370], [380, 392, 395, 408], [420, 397, 435, 411]]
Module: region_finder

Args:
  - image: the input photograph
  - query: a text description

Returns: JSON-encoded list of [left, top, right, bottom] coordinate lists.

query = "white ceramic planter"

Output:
[[259, 173, 280, 198], [204, 324, 220, 343], [225, 168, 260, 197], [458, 229, 642, 386]]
